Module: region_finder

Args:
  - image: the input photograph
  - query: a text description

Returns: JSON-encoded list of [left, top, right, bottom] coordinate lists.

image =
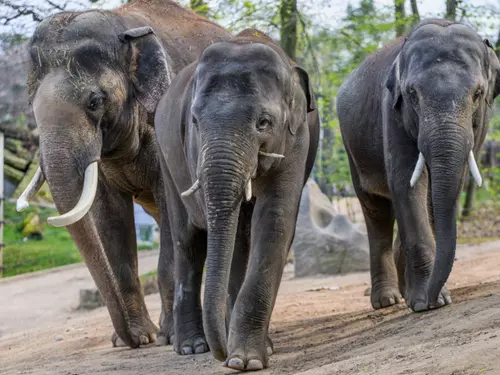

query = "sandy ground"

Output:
[[2, 242, 500, 374]]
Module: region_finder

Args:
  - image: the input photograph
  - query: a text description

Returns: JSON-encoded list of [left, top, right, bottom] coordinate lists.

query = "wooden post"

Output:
[[0, 132, 4, 277]]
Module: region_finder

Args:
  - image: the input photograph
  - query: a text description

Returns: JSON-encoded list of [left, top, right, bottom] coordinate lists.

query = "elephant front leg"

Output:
[[224, 182, 300, 371], [70, 180, 157, 348], [227, 202, 274, 357], [388, 151, 451, 312], [156, 203, 175, 347]]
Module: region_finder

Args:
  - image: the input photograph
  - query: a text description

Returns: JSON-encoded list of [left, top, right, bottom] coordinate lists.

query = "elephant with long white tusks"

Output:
[[337, 18, 499, 313], [18, 0, 232, 350]]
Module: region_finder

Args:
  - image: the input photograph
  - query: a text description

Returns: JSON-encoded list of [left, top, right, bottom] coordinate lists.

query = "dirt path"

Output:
[[2, 242, 500, 374], [0, 249, 159, 338]]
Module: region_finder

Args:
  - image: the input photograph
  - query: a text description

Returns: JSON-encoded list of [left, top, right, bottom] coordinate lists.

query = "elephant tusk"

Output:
[[47, 162, 99, 227], [16, 167, 45, 212], [410, 152, 426, 187], [181, 179, 200, 197], [468, 151, 482, 187], [245, 179, 252, 201], [258, 151, 284, 159]]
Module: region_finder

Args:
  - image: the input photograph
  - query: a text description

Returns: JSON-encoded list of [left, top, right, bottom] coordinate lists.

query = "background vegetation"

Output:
[[0, 0, 498, 276]]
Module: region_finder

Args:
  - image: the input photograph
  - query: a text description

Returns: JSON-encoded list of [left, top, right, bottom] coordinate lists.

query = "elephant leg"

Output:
[[70, 178, 157, 348], [226, 202, 274, 357], [348, 156, 401, 309], [172, 226, 208, 355], [161, 165, 207, 355], [393, 231, 406, 296], [224, 179, 301, 371], [389, 164, 451, 312], [358, 191, 401, 309], [157, 201, 175, 347]]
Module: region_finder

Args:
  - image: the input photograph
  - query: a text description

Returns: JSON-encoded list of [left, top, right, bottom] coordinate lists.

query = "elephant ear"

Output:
[[385, 53, 403, 110], [483, 38, 500, 100], [289, 66, 316, 135], [119, 26, 171, 113]]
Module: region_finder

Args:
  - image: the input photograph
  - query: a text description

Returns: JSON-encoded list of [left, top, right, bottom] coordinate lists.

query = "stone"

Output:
[[78, 289, 105, 310], [292, 179, 370, 277], [55, 335, 64, 342]]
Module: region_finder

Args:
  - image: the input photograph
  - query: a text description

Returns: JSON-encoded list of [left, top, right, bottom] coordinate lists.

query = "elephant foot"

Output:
[[371, 283, 403, 310], [111, 318, 159, 347], [406, 285, 452, 312], [174, 334, 209, 355], [266, 335, 274, 356], [156, 310, 174, 346], [173, 320, 208, 355], [224, 338, 268, 372]]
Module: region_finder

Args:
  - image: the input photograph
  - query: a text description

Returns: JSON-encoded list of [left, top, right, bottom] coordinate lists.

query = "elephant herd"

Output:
[[14, 0, 500, 372]]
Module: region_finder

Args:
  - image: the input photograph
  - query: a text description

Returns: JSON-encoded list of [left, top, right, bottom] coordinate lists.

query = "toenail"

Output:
[[195, 344, 207, 354], [247, 359, 264, 371], [182, 346, 194, 355], [226, 358, 245, 370]]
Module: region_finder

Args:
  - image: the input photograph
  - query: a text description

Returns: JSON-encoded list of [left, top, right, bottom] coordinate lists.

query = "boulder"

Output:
[[292, 179, 369, 277]]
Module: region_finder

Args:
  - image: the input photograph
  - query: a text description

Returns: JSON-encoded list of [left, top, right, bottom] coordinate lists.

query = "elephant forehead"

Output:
[[404, 26, 486, 68], [199, 41, 287, 76]]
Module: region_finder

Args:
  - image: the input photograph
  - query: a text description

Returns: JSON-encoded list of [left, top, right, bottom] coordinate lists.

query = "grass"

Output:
[[2, 202, 158, 278], [2, 203, 80, 277]]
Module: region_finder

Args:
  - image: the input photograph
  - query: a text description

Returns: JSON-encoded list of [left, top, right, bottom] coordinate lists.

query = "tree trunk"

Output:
[[446, 0, 458, 21], [395, 0, 407, 37], [495, 28, 500, 59], [410, 0, 420, 25], [280, 0, 298, 60], [461, 175, 477, 218]]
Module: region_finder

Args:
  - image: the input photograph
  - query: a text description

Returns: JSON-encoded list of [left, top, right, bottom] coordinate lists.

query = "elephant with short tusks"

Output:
[[154, 29, 320, 371], [16, 0, 231, 349], [337, 19, 500, 313]]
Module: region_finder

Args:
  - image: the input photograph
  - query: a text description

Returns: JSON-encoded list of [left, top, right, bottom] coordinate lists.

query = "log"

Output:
[[4, 149, 29, 171], [13, 151, 52, 202], [4, 164, 24, 182]]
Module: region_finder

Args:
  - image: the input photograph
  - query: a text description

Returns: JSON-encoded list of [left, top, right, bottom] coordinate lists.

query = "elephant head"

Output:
[[180, 37, 314, 359], [18, 12, 171, 225], [385, 19, 500, 303]]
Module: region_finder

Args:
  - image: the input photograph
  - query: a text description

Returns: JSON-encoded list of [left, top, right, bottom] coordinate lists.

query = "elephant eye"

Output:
[[192, 115, 199, 129], [473, 88, 483, 103], [87, 94, 104, 111], [257, 118, 271, 132], [408, 87, 419, 105]]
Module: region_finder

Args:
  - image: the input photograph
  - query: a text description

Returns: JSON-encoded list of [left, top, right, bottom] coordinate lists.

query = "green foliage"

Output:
[[3, 203, 80, 277]]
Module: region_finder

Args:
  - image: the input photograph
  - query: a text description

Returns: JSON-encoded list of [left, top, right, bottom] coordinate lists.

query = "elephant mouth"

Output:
[[17, 161, 100, 227], [409, 150, 482, 187], [180, 149, 284, 201]]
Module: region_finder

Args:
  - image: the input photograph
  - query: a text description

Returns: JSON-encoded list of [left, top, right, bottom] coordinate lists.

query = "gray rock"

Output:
[[55, 335, 64, 342], [292, 180, 370, 277]]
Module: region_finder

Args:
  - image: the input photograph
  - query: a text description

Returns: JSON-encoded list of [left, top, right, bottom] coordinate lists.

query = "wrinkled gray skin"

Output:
[[28, 0, 230, 348], [337, 19, 500, 312], [155, 29, 319, 371]]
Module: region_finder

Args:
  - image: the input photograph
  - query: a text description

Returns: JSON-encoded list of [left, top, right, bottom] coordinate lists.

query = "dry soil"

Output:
[[2, 242, 500, 375]]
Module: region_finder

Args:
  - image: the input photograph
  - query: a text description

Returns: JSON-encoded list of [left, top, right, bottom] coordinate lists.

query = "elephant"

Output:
[[154, 28, 320, 370], [337, 19, 500, 313], [16, 0, 231, 349]]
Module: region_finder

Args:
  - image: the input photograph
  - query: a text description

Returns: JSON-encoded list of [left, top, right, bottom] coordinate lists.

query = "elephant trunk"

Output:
[[411, 124, 478, 305], [200, 135, 253, 361]]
